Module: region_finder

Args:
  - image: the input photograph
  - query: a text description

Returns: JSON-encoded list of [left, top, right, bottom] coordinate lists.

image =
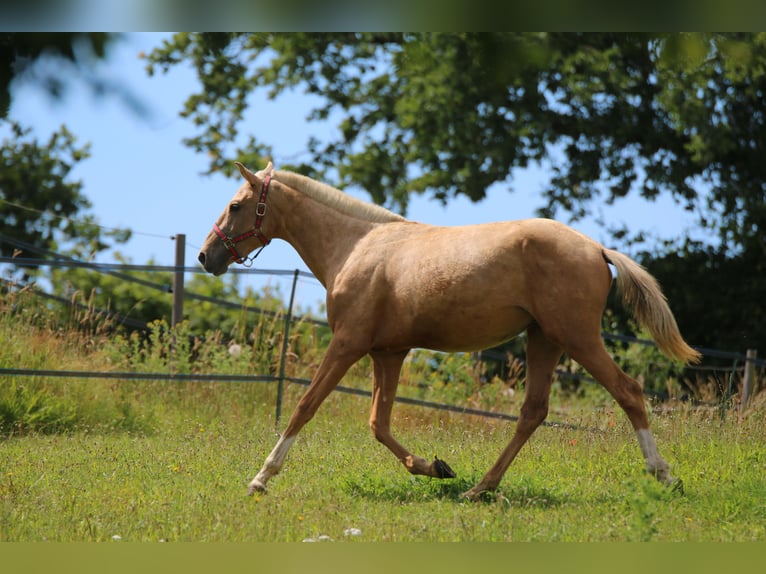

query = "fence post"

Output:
[[275, 269, 300, 425], [741, 348, 757, 415], [171, 234, 185, 327]]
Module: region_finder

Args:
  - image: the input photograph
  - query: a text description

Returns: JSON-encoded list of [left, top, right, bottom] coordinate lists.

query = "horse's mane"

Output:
[[274, 170, 406, 224]]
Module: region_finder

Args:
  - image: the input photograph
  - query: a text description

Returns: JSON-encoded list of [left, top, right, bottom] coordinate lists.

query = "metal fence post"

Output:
[[741, 348, 757, 415], [275, 269, 300, 425]]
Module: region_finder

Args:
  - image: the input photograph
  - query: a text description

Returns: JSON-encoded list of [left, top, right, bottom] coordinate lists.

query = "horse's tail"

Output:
[[604, 248, 701, 364]]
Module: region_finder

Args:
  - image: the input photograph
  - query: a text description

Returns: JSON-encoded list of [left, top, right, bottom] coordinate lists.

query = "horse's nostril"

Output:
[[198, 251, 206, 265]]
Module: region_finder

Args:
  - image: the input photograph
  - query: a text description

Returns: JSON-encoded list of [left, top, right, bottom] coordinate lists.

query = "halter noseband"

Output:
[[212, 174, 272, 267]]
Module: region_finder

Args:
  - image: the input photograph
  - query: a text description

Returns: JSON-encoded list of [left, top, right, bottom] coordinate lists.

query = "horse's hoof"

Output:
[[433, 456, 456, 479], [669, 477, 684, 495], [460, 487, 484, 501], [247, 480, 267, 496]]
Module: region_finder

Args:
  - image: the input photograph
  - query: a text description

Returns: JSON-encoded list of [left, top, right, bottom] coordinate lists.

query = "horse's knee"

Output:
[[519, 399, 548, 430], [369, 418, 389, 443], [618, 374, 644, 399], [368, 419, 378, 440], [614, 375, 650, 424]]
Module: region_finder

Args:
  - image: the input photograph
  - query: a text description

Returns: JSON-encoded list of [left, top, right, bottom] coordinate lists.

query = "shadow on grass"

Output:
[[341, 472, 569, 508]]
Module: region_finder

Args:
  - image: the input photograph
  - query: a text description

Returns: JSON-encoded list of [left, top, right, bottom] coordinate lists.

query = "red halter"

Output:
[[212, 174, 271, 266]]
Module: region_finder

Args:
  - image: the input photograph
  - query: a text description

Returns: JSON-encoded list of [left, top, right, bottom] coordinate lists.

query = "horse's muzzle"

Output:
[[197, 250, 227, 276]]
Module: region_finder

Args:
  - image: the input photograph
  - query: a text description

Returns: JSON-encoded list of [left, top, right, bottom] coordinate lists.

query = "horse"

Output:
[[197, 161, 701, 500]]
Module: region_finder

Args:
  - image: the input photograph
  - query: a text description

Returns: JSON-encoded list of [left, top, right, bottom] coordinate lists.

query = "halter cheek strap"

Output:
[[213, 174, 272, 266]]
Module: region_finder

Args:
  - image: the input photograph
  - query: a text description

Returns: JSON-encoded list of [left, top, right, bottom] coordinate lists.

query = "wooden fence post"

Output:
[[171, 234, 185, 327], [741, 348, 757, 415]]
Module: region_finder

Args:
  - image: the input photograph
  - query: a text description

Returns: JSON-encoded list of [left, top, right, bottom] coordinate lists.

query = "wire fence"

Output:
[[0, 365, 586, 430], [1, 235, 764, 427]]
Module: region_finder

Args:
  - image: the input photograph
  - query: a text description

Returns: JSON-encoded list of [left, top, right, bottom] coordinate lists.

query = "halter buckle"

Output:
[[256, 202, 267, 217]]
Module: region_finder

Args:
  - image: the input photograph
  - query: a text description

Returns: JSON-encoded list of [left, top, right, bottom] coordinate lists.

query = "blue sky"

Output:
[[5, 33, 705, 312]]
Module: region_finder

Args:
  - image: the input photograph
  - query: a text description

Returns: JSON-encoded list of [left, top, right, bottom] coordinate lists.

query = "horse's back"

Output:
[[358, 217, 606, 285]]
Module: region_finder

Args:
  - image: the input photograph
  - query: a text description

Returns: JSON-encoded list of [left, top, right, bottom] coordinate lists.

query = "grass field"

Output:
[[1, 292, 764, 542], [2, 381, 765, 542]]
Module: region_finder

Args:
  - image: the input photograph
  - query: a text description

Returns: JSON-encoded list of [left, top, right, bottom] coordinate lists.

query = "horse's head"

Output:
[[198, 161, 275, 276]]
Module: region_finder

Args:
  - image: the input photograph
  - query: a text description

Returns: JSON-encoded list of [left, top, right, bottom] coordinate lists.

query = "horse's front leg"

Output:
[[248, 338, 365, 495], [369, 350, 456, 480]]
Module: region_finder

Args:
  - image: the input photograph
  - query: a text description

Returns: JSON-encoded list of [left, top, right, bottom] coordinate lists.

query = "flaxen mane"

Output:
[[274, 170, 406, 224]]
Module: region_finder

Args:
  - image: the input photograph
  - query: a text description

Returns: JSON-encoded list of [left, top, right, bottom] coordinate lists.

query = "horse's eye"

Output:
[[230, 203, 241, 212]]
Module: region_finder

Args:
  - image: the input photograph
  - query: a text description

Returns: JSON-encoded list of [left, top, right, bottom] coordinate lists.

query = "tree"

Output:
[[0, 122, 130, 265], [1, 33, 112, 119], [0, 33, 130, 275], [146, 33, 766, 353]]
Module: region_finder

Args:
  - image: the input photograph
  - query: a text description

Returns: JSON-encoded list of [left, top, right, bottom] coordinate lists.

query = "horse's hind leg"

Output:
[[369, 350, 455, 479], [563, 335, 677, 487], [463, 323, 562, 500]]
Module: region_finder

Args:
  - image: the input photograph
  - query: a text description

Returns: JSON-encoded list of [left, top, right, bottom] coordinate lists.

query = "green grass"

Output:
[[1, 290, 764, 541], [1, 383, 764, 541]]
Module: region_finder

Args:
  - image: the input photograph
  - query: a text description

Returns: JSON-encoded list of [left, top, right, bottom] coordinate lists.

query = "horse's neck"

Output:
[[272, 187, 375, 288]]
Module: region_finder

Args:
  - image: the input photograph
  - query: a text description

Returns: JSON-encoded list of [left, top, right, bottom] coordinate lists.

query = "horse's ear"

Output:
[[234, 161, 258, 186], [257, 161, 274, 177]]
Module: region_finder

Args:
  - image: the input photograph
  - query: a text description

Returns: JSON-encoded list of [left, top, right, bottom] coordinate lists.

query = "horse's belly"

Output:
[[372, 297, 532, 353], [410, 304, 532, 352]]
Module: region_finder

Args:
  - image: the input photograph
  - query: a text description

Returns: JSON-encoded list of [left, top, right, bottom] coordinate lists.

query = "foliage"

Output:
[[0, 33, 131, 275], [0, 378, 78, 435], [0, 122, 130, 266], [0, 288, 150, 435], [644, 244, 765, 353], [145, 33, 763, 242], [0, 33, 113, 119]]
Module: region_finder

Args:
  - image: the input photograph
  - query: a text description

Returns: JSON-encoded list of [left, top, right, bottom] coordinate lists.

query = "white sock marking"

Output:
[[636, 428, 671, 481], [251, 435, 296, 490]]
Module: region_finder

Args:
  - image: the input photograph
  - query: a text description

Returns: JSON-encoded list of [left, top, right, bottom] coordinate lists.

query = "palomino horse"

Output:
[[198, 161, 700, 500]]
